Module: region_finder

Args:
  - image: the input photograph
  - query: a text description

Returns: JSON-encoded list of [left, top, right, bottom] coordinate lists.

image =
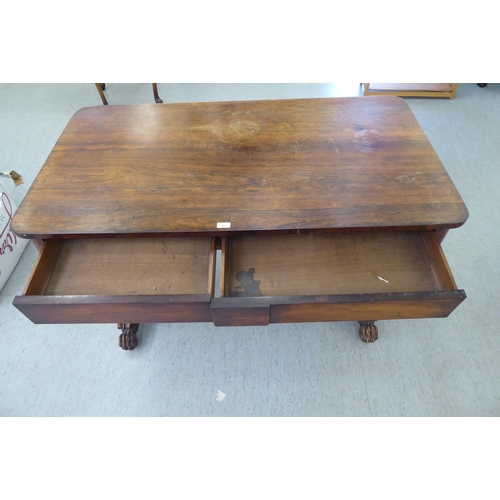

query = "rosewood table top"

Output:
[[12, 96, 468, 239]]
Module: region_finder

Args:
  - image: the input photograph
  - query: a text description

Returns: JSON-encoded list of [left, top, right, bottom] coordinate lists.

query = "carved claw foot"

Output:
[[358, 321, 378, 343], [118, 323, 140, 350]]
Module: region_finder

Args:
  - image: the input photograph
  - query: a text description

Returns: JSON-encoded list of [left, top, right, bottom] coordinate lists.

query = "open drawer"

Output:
[[14, 237, 216, 324], [210, 231, 466, 326]]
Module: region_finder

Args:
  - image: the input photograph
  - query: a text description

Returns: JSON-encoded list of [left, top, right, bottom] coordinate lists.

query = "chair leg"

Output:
[[152, 83, 163, 103], [95, 83, 108, 105], [96, 83, 161, 104]]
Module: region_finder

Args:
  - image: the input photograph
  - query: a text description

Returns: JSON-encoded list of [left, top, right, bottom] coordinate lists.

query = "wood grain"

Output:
[[13, 294, 213, 324], [268, 291, 466, 323], [12, 97, 468, 239], [25, 237, 214, 296], [209, 290, 466, 326], [23, 239, 63, 295], [211, 298, 270, 326], [363, 83, 458, 99], [222, 231, 456, 297]]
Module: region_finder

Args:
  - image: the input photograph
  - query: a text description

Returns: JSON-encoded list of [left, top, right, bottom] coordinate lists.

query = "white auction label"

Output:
[[217, 222, 231, 228]]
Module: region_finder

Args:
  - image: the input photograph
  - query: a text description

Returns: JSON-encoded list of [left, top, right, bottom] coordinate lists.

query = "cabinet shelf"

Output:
[[363, 83, 458, 99]]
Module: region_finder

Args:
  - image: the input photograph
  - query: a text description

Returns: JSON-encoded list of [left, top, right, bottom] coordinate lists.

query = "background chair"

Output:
[[95, 83, 162, 104]]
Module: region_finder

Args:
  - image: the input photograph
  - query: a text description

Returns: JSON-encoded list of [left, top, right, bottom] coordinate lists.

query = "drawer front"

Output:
[[14, 294, 213, 324], [14, 237, 216, 324], [268, 291, 466, 323], [210, 291, 466, 326], [213, 231, 466, 326], [211, 298, 270, 327]]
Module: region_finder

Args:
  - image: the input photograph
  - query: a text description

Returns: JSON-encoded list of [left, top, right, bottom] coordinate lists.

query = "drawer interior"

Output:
[[25, 237, 215, 296], [221, 231, 456, 297]]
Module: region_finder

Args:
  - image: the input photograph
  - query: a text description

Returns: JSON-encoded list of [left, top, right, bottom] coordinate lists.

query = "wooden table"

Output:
[[12, 96, 468, 349]]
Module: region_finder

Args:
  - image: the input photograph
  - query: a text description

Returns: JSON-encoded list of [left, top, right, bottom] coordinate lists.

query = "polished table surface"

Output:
[[12, 96, 468, 239]]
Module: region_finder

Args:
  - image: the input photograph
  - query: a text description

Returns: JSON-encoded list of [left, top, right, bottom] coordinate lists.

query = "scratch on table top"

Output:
[[329, 138, 340, 153]]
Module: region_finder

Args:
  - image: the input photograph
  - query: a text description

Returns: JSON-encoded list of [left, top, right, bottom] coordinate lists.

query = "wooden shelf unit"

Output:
[[363, 83, 458, 99]]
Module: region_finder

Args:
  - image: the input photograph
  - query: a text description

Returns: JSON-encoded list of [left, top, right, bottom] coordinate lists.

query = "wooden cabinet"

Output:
[[363, 83, 458, 99]]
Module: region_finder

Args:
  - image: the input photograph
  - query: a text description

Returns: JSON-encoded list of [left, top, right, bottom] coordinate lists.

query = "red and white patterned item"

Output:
[[0, 180, 29, 292]]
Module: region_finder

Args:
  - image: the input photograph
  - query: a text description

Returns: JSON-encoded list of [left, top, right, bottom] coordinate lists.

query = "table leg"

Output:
[[118, 323, 140, 350], [358, 321, 378, 343]]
